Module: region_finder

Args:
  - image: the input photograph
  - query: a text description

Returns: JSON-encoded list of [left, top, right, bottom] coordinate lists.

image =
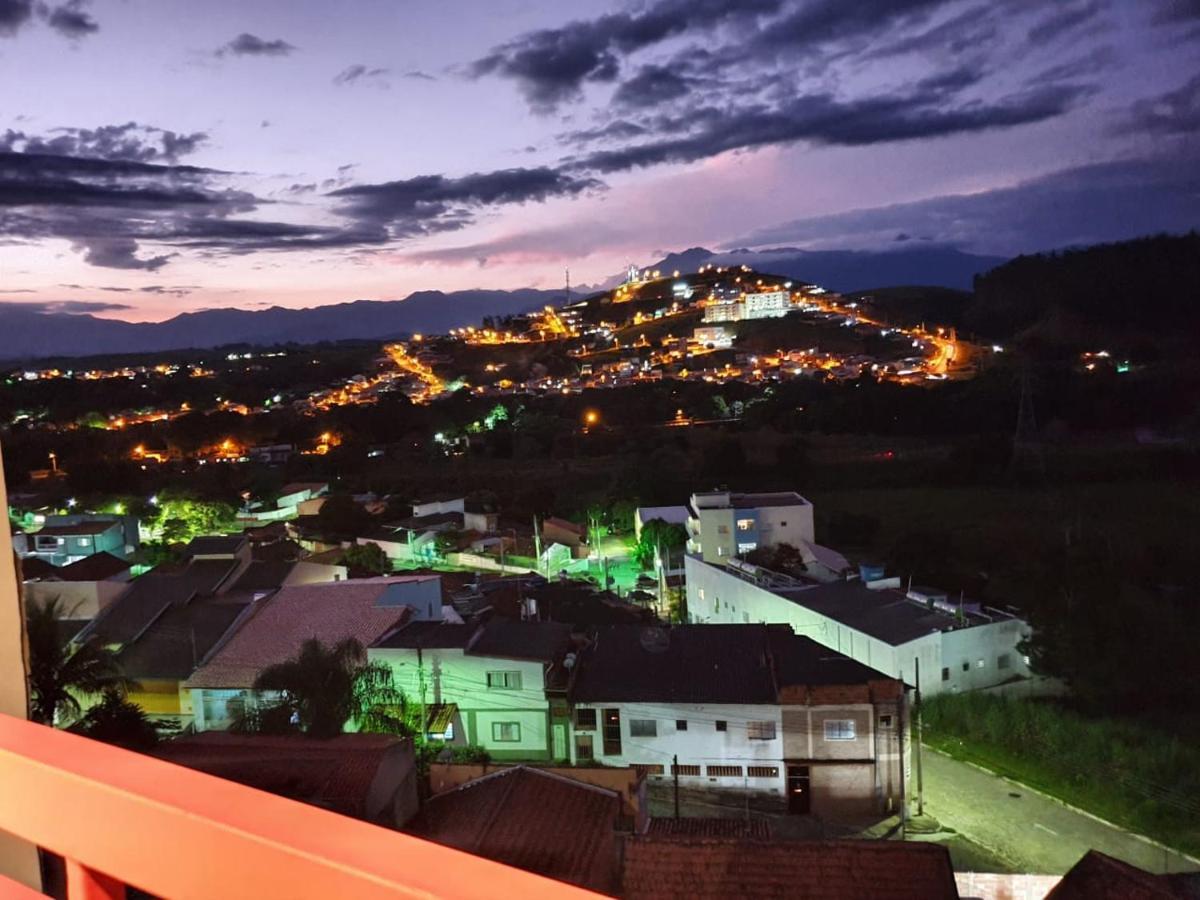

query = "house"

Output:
[[228, 557, 348, 596], [463, 500, 499, 534], [567, 624, 907, 821], [686, 491, 814, 563], [621, 837, 959, 899], [407, 766, 623, 895], [1046, 849, 1196, 899], [184, 575, 442, 731], [20, 552, 132, 619], [541, 517, 587, 554], [22, 518, 128, 566], [691, 326, 733, 350], [154, 733, 419, 828], [687, 559, 1032, 696], [370, 618, 574, 760], [247, 443, 293, 466], [411, 494, 465, 518], [276, 482, 329, 515]]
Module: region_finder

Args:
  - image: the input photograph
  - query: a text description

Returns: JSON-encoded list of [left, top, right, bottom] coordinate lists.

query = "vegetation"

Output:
[[68, 690, 160, 751], [923, 692, 1200, 857], [631, 518, 688, 569], [341, 541, 391, 574], [25, 597, 133, 726], [241, 638, 414, 739]]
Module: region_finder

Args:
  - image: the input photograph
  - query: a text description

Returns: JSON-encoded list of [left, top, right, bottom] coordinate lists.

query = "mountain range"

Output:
[[0, 245, 1007, 362]]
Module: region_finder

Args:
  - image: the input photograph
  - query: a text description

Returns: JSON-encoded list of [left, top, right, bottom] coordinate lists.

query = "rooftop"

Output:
[[85, 561, 239, 647], [54, 551, 132, 582], [185, 535, 249, 557], [32, 520, 120, 537], [621, 837, 959, 900], [118, 601, 249, 680], [409, 766, 621, 894], [1046, 849, 1192, 899], [645, 818, 771, 839], [466, 618, 573, 662], [374, 620, 478, 650], [230, 560, 297, 593]]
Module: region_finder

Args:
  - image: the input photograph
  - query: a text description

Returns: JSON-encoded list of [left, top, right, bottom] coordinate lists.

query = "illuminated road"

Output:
[[384, 343, 444, 402]]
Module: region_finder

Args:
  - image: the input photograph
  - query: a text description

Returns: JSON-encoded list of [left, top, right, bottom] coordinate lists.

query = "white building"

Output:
[[686, 559, 1032, 696], [702, 298, 742, 324], [743, 289, 790, 319], [567, 624, 907, 819], [691, 325, 733, 349], [686, 491, 815, 563]]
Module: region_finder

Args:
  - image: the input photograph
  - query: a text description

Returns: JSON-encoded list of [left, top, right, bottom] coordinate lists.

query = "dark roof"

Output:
[[374, 620, 478, 650], [397, 512, 463, 530], [230, 560, 295, 593], [774, 581, 1015, 646], [542, 516, 586, 536], [118, 602, 249, 680], [467, 618, 572, 662], [34, 520, 121, 536], [767, 631, 894, 690], [153, 732, 407, 822], [56, 552, 131, 582], [646, 818, 771, 839], [184, 535, 248, 557], [621, 838, 959, 900], [18, 557, 58, 580], [1046, 850, 1189, 899], [730, 491, 809, 509], [409, 766, 620, 894]]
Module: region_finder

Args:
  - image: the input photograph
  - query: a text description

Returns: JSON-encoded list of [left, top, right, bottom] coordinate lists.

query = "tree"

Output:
[[25, 596, 134, 726], [247, 638, 413, 739], [316, 493, 370, 537], [69, 690, 159, 751], [341, 542, 390, 575], [633, 519, 689, 570]]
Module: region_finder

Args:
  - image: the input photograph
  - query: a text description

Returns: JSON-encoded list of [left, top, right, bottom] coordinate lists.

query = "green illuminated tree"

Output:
[[341, 542, 390, 575], [633, 519, 688, 570]]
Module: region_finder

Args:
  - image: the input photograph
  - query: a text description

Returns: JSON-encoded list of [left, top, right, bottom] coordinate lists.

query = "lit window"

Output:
[[976, 659, 985, 669], [736, 518, 754, 532], [824, 719, 856, 741], [492, 722, 521, 742], [698, 588, 705, 601]]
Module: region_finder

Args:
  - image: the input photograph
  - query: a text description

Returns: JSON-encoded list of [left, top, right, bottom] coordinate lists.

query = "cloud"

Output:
[[730, 153, 1200, 256], [1118, 73, 1200, 136], [0, 122, 207, 164], [329, 166, 603, 237], [45, 0, 98, 38], [333, 64, 390, 87], [0, 0, 33, 36], [216, 32, 296, 57], [402, 222, 628, 268], [74, 237, 172, 270], [611, 65, 694, 108], [404, 70, 436, 81], [5, 299, 134, 314], [1027, 0, 1105, 45]]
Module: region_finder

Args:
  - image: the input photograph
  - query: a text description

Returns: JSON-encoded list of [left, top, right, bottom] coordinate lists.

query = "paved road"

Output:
[[921, 747, 1199, 875]]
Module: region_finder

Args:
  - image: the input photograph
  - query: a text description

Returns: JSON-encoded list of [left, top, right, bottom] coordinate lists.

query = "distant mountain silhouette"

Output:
[[0, 289, 560, 362]]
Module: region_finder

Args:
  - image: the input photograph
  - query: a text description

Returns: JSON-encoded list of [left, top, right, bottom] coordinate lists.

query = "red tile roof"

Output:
[[184, 576, 435, 689], [621, 838, 959, 899], [409, 766, 621, 894], [645, 818, 771, 839], [1046, 850, 1187, 899]]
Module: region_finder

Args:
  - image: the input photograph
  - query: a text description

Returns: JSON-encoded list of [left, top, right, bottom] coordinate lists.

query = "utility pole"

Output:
[[898, 666, 907, 840], [416, 645, 427, 749], [914, 657, 924, 817], [533, 515, 543, 574], [673, 754, 680, 820]]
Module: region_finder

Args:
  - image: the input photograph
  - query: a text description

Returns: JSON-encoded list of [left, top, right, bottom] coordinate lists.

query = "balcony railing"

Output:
[[0, 714, 598, 899]]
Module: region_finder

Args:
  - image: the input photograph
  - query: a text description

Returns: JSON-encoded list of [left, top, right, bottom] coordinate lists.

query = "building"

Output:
[[21, 517, 128, 566], [541, 517, 587, 555], [275, 482, 329, 515], [567, 624, 907, 820], [1046, 849, 1196, 899], [408, 766, 623, 894], [687, 561, 1031, 696], [686, 490, 815, 563], [411, 494, 465, 518], [184, 575, 442, 731], [742, 288, 790, 319], [370, 618, 575, 760], [702, 298, 742, 324], [20, 552, 132, 619], [691, 325, 733, 349]]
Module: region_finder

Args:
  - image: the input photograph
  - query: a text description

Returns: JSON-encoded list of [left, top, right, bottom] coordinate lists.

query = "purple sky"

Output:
[[1, 0, 1198, 321]]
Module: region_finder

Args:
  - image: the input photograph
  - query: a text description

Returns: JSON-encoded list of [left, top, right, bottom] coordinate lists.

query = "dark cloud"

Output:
[[1027, 0, 1105, 45], [216, 32, 296, 57], [612, 65, 694, 108], [560, 119, 648, 146], [1030, 45, 1118, 85], [0, 122, 207, 164], [329, 167, 603, 237], [46, 0, 98, 38], [731, 153, 1200, 256], [565, 83, 1090, 174], [333, 64, 390, 86], [1151, 0, 1200, 25], [469, 0, 781, 111], [1118, 74, 1200, 136], [404, 70, 436, 81], [0, 0, 33, 36], [9, 299, 134, 314], [74, 237, 171, 270], [758, 0, 948, 51]]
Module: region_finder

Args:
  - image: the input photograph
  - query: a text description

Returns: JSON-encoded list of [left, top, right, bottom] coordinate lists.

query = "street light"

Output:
[[583, 410, 600, 428]]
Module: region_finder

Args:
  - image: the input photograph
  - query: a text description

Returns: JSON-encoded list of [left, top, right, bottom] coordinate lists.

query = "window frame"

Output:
[[486, 670, 523, 690], [491, 721, 521, 743], [629, 718, 657, 738], [747, 720, 776, 741], [575, 708, 597, 731], [823, 719, 857, 742]]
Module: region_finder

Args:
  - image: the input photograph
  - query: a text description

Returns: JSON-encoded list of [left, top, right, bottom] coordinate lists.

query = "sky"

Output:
[[1, 0, 1198, 321]]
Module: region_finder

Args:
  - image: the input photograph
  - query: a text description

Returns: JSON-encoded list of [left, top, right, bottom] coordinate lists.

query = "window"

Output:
[[602, 708, 622, 756], [671, 763, 701, 777], [698, 588, 705, 602], [486, 671, 522, 690], [748, 766, 779, 778], [575, 708, 597, 730], [997, 653, 1011, 670], [823, 719, 856, 741], [706, 765, 743, 778], [675, 719, 688, 731], [736, 518, 754, 532], [632, 763, 664, 776], [879, 715, 893, 729], [492, 722, 521, 742], [717, 525, 729, 535], [961, 661, 969, 672], [747, 721, 776, 741], [630, 718, 657, 737], [715, 720, 727, 732], [575, 734, 594, 760], [941, 667, 950, 681], [976, 658, 985, 669]]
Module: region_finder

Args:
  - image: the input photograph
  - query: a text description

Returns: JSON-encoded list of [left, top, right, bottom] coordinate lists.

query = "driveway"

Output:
[[920, 747, 1200, 875]]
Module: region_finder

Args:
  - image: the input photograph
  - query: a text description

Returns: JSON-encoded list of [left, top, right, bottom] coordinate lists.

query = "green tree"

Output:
[[69, 690, 159, 751], [316, 493, 370, 536], [25, 597, 134, 726], [633, 519, 688, 570], [247, 638, 414, 739], [341, 542, 391, 575]]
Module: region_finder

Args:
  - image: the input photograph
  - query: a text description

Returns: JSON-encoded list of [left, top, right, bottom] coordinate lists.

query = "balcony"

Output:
[[0, 713, 597, 899]]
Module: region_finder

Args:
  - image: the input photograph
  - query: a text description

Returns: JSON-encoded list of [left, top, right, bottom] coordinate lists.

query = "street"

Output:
[[920, 747, 1200, 875]]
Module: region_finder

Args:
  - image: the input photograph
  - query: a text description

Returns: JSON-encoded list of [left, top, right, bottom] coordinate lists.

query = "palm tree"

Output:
[[25, 596, 134, 726], [250, 638, 413, 739]]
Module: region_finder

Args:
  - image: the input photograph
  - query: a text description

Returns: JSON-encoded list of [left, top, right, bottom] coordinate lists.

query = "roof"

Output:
[[396, 512, 463, 530], [773, 580, 1017, 646], [153, 732, 406, 822], [33, 520, 120, 536], [1046, 850, 1189, 899], [230, 560, 295, 593], [55, 552, 132, 582], [374, 620, 478, 650], [18, 557, 58, 580], [542, 516, 586, 537], [731, 491, 809, 509], [410, 766, 620, 894], [184, 577, 433, 689], [184, 535, 248, 557], [571, 625, 890, 704], [118, 601, 249, 680], [466, 618, 572, 662], [621, 838, 959, 899], [645, 818, 771, 839], [86, 572, 203, 646]]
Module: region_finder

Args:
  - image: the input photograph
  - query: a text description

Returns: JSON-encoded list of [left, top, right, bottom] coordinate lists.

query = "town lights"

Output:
[[583, 410, 600, 427]]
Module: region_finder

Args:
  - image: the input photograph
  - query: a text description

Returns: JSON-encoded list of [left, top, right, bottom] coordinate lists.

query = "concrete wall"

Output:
[[284, 561, 347, 585]]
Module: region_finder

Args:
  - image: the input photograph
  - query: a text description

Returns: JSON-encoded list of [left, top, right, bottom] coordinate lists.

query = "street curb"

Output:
[[925, 746, 1200, 867]]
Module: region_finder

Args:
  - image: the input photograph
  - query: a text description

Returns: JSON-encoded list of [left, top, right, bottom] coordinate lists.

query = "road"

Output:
[[921, 747, 1199, 875]]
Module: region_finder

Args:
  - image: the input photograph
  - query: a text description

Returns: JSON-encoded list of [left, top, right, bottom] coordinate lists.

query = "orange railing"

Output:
[[0, 714, 598, 899]]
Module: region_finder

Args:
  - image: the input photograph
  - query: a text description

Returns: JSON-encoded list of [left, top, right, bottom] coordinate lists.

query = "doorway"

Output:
[[787, 765, 811, 814]]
